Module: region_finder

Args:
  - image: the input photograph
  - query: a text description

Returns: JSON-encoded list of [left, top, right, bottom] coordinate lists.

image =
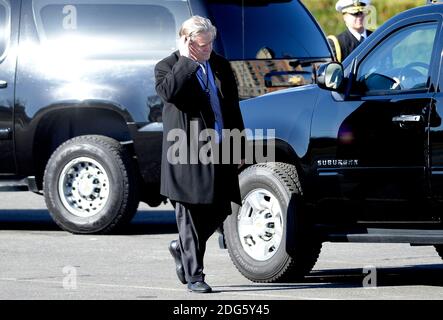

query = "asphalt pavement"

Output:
[[1, 191, 443, 302]]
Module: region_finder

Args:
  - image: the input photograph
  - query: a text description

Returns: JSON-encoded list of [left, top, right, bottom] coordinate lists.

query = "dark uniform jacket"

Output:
[[155, 51, 244, 205], [329, 28, 372, 62]]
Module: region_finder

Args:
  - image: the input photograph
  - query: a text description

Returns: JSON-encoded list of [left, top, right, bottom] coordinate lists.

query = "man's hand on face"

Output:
[[178, 35, 201, 62], [178, 32, 212, 63], [188, 40, 204, 62]]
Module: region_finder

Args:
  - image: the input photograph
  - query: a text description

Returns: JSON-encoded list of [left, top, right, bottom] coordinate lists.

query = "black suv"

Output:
[[0, 0, 330, 233], [223, 2, 443, 282]]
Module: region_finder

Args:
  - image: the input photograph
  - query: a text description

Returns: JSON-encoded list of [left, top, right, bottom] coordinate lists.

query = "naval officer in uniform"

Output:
[[328, 0, 373, 62]]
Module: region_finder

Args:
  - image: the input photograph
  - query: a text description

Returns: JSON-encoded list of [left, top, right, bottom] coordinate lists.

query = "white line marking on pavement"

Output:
[[0, 277, 335, 300]]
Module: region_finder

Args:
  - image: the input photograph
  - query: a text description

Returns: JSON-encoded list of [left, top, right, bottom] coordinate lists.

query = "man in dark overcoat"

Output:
[[155, 15, 244, 293]]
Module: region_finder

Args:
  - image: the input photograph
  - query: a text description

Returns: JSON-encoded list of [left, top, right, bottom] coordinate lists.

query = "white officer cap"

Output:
[[336, 0, 371, 14]]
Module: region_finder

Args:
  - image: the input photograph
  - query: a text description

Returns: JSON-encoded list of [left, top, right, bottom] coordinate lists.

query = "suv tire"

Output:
[[224, 162, 321, 282], [43, 135, 139, 234]]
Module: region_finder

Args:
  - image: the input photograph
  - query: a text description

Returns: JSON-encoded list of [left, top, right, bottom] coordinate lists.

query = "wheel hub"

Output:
[[77, 173, 95, 197], [257, 211, 275, 240], [237, 188, 283, 261], [58, 157, 110, 218]]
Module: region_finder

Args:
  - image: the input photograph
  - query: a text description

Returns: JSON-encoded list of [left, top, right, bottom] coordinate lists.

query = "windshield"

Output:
[[207, 0, 331, 60]]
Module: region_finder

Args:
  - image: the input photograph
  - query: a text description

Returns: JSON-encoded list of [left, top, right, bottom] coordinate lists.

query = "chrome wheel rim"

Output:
[[58, 157, 110, 218], [238, 188, 284, 261]]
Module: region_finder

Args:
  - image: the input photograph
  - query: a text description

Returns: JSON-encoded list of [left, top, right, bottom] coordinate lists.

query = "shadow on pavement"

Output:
[[123, 210, 178, 235], [307, 264, 443, 287], [0, 209, 177, 234], [216, 263, 443, 292]]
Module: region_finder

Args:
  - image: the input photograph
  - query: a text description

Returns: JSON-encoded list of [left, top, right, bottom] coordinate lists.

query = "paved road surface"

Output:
[[1, 191, 443, 301]]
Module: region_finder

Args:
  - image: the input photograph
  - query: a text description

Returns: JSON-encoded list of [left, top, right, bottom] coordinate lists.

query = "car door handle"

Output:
[[392, 115, 423, 123], [0, 128, 12, 139], [0, 80, 7, 89]]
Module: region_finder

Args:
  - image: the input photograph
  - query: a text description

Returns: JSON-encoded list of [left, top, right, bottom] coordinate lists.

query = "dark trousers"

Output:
[[173, 200, 230, 283]]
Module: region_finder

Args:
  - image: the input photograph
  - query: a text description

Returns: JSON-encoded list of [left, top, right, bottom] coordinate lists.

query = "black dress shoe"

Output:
[[168, 240, 186, 284], [187, 281, 212, 293]]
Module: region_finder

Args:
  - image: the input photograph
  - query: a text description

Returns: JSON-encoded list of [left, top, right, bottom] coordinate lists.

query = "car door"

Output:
[[311, 16, 440, 222], [429, 21, 443, 208], [0, 0, 19, 174]]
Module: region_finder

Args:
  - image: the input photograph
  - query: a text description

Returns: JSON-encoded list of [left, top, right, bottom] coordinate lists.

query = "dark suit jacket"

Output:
[[155, 51, 244, 205], [329, 29, 373, 62]]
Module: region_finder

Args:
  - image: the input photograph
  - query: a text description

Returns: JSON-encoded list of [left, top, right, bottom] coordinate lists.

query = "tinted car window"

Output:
[[0, 0, 10, 60], [207, 0, 330, 100], [357, 22, 437, 94], [33, 0, 190, 59], [207, 0, 330, 60]]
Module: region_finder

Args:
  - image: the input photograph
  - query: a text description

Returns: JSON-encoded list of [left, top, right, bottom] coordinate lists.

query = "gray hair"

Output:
[[179, 15, 217, 41]]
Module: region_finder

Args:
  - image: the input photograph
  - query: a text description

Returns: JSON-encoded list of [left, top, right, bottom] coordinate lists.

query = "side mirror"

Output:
[[317, 62, 344, 91]]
